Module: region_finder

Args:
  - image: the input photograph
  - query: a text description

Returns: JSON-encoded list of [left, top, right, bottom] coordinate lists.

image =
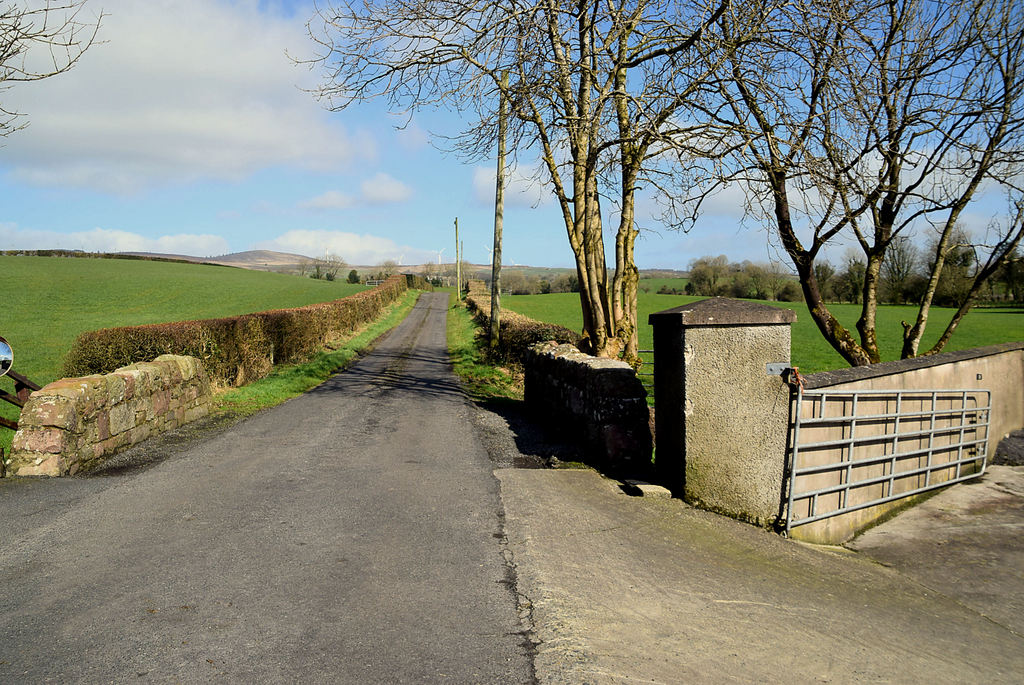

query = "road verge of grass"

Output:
[[214, 289, 421, 417], [445, 293, 522, 401]]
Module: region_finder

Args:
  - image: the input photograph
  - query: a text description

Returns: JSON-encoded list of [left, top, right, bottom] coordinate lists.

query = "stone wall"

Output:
[[524, 341, 651, 471], [8, 355, 211, 477]]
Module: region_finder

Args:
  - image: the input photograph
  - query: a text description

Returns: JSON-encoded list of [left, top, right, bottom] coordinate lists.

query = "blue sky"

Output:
[[5, 0, 1005, 271], [0, 0, 780, 269]]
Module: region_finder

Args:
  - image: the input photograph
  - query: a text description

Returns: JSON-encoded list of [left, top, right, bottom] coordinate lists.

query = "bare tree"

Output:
[[880, 235, 919, 304], [813, 260, 836, 302], [319, 253, 346, 281], [305, 0, 731, 359], [762, 261, 793, 301], [1, 1, 102, 137], [681, 0, 1024, 365], [422, 260, 436, 282], [687, 255, 730, 295]]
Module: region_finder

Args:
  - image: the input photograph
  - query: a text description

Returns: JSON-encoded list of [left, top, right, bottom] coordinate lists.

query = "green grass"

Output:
[[504, 291, 1024, 373], [215, 289, 420, 417], [0, 255, 369, 387], [637, 276, 689, 293], [0, 255, 375, 454], [445, 290, 522, 401]]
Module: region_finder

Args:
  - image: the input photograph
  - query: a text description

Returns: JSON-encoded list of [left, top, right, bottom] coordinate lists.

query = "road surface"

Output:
[[0, 292, 533, 683]]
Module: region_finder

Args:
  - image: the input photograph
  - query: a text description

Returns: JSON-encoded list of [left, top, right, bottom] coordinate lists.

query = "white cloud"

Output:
[[297, 173, 413, 211], [472, 165, 551, 208], [360, 172, 413, 204], [298, 190, 356, 210], [0, 0, 367, 193], [0, 223, 230, 256], [395, 121, 430, 151], [254, 229, 433, 265]]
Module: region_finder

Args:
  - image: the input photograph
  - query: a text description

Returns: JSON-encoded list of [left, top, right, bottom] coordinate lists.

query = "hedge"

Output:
[[62, 275, 421, 386], [464, 280, 580, 364]]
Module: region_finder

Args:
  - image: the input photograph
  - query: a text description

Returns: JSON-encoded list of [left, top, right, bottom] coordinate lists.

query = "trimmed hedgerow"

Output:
[[464, 280, 579, 364], [405, 274, 434, 291], [62, 275, 412, 386]]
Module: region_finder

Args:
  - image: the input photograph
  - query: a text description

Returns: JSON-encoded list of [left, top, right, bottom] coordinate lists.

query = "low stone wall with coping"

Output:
[[8, 355, 211, 477], [524, 341, 652, 471]]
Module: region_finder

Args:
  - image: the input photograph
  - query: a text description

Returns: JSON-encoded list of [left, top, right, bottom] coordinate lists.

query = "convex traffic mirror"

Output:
[[0, 337, 12, 378]]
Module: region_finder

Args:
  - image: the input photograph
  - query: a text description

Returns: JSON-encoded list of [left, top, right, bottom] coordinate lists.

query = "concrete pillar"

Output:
[[649, 298, 795, 526]]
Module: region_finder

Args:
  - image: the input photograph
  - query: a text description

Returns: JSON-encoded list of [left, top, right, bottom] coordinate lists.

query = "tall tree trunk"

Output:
[[489, 72, 508, 350], [856, 251, 884, 363], [771, 170, 873, 366]]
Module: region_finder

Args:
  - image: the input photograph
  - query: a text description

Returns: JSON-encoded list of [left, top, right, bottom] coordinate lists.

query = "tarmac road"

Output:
[[0, 292, 533, 683]]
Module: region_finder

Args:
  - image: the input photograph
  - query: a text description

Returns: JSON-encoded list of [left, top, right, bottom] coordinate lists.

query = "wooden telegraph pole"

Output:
[[454, 217, 461, 300], [489, 71, 507, 350]]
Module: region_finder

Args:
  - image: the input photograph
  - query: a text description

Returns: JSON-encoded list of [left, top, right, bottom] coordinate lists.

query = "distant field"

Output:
[[637, 277, 689, 293], [504, 291, 1024, 374], [0, 256, 370, 449]]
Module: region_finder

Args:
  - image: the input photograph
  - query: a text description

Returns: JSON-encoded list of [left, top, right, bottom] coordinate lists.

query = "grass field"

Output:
[[0, 256, 369, 385], [0, 256, 373, 451], [504, 291, 1024, 373], [637, 276, 689, 293]]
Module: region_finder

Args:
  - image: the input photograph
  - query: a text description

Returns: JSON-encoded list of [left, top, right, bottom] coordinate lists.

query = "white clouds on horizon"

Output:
[[1, 222, 435, 265], [0, 0, 367, 194], [253, 229, 433, 265], [0, 223, 231, 256]]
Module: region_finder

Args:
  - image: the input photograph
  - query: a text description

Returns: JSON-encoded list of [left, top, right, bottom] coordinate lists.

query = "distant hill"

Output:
[[119, 249, 310, 272], [4, 248, 688, 277]]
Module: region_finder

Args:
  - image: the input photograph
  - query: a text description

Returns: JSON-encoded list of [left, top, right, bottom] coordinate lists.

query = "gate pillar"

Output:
[[649, 298, 795, 526]]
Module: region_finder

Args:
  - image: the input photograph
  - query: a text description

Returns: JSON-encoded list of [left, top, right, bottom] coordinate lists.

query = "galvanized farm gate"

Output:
[[784, 387, 991, 535]]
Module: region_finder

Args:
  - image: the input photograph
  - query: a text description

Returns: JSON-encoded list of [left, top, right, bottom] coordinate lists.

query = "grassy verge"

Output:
[[213, 289, 421, 417], [445, 291, 522, 402]]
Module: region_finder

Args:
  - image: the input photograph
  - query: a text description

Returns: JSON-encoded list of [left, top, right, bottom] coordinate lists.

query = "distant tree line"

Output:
[[680, 256, 803, 302], [822, 237, 1022, 307], [682, 243, 1022, 306], [474, 271, 580, 295]]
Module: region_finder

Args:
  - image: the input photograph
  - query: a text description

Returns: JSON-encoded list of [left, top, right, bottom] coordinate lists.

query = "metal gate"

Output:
[[785, 387, 991, 535]]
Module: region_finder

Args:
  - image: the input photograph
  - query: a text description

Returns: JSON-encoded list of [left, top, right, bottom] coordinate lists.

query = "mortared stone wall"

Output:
[[8, 355, 211, 477], [525, 341, 652, 472]]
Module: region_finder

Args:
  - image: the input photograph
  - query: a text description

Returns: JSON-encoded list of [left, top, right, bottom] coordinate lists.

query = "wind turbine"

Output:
[[436, 248, 446, 265]]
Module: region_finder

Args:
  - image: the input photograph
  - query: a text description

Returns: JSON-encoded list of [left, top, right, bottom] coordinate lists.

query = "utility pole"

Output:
[[489, 71, 507, 350], [454, 217, 461, 300]]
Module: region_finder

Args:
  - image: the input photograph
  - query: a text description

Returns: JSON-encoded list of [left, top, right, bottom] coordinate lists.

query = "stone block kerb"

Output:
[[8, 355, 212, 477]]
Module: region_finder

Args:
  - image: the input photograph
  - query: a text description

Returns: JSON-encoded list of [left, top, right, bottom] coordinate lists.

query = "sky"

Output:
[[0, 0, 1009, 270], [0, 0, 775, 269]]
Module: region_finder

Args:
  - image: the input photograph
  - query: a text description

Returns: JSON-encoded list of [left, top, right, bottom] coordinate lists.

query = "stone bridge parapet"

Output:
[[9, 355, 211, 477]]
